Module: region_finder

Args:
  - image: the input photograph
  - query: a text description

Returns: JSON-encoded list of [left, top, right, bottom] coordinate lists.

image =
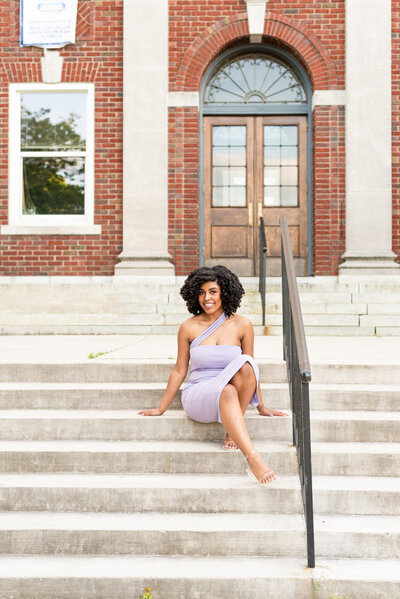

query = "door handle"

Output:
[[248, 201, 253, 227]]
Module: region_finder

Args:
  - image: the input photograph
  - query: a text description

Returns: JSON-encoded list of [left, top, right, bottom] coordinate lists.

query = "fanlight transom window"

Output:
[[204, 54, 307, 105]]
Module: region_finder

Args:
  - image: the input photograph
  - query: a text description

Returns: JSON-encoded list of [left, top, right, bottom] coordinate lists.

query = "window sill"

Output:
[[1, 225, 102, 236]]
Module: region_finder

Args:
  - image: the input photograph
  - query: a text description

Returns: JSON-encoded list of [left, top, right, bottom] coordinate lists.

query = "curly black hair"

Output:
[[180, 265, 245, 317]]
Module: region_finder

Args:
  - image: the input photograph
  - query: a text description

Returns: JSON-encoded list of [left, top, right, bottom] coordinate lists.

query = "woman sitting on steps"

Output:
[[138, 265, 287, 484]]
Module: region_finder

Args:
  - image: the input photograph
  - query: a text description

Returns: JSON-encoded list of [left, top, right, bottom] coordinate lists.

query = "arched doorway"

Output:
[[200, 45, 312, 276]]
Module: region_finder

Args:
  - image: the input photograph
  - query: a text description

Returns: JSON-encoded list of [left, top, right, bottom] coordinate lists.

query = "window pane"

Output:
[[204, 54, 307, 105], [229, 126, 246, 146], [281, 126, 297, 146], [21, 92, 86, 151], [281, 145, 297, 165], [229, 167, 246, 186], [213, 146, 229, 166], [230, 186, 246, 206], [212, 186, 229, 207], [212, 127, 230, 146], [264, 187, 280, 206], [229, 146, 246, 166], [213, 166, 230, 186], [281, 186, 298, 206], [264, 126, 281, 146], [264, 146, 280, 165], [264, 167, 280, 186], [22, 157, 85, 215], [281, 166, 298, 186]]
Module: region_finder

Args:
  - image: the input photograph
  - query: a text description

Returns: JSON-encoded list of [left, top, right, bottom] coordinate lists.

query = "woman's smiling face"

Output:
[[198, 280, 223, 315]]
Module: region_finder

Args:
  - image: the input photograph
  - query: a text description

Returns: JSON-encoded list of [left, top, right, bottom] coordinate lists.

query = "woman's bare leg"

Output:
[[223, 363, 257, 449], [219, 383, 276, 483]]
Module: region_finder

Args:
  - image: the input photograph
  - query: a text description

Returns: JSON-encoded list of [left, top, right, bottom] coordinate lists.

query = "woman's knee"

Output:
[[220, 383, 238, 403], [236, 362, 256, 383]]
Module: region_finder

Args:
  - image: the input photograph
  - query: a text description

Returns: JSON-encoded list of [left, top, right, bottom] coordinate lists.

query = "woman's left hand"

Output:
[[257, 405, 288, 417]]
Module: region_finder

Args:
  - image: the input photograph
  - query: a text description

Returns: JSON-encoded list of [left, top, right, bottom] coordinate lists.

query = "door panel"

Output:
[[256, 116, 307, 276], [203, 117, 254, 277], [203, 115, 308, 276]]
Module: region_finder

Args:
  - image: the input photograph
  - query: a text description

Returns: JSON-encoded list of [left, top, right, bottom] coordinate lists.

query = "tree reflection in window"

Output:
[[21, 93, 86, 215], [205, 54, 307, 105]]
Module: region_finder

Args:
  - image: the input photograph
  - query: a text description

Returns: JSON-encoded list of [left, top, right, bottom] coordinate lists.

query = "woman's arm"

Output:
[[240, 316, 288, 417], [138, 322, 191, 416]]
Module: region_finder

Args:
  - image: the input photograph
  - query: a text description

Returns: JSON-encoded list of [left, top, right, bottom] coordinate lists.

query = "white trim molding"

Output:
[[6, 82, 96, 235], [312, 90, 346, 108], [167, 92, 199, 108], [1, 225, 101, 235]]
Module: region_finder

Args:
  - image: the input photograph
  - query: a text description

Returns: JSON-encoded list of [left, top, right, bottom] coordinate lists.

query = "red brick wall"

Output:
[[168, 0, 347, 275], [0, 0, 123, 275], [313, 105, 345, 275], [393, 2, 400, 264]]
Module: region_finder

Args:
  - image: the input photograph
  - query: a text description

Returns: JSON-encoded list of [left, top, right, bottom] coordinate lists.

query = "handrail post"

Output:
[[258, 216, 267, 326], [280, 216, 315, 569]]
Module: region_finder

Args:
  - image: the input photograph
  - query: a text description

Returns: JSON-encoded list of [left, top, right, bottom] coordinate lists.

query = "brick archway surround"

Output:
[[169, 12, 344, 276], [174, 11, 338, 92]]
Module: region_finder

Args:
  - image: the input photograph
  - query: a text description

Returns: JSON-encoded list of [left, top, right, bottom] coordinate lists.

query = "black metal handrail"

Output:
[[280, 216, 315, 569], [258, 216, 267, 326]]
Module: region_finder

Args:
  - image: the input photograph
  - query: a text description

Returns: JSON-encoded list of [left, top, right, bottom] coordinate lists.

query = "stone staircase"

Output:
[[0, 275, 400, 335], [0, 354, 399, 598]]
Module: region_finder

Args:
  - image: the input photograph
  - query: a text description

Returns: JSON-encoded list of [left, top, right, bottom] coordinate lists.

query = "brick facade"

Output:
[[168, 0, 347, 275], [0, 1, 398, 276], [0, 0, 123, 275]]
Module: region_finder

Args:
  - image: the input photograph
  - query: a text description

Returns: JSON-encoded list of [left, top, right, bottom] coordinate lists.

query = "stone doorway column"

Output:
[[115, 0, 174, 275], [340, 0, 400, 275]]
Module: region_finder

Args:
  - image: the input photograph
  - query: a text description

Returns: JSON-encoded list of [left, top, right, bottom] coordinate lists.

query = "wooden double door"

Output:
[[203, 115, 308, 276]]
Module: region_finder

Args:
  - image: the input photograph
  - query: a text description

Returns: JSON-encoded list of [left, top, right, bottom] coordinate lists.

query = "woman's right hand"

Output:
[[137, 407, 164, 416]]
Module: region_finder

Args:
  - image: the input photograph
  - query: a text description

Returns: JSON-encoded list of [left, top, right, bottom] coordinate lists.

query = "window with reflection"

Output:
[[20, 92, 87, 215], [205, 54, 307, 106], [264, 125, 298, 207], [212, 126, 246, 207]]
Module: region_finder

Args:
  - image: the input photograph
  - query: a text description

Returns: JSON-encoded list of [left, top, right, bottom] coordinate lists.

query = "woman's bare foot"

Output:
[[223, 434, 238, 451], [246, 450, 277, 483]]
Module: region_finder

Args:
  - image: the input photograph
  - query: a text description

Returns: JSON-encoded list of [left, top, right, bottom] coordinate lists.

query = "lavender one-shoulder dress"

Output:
[[181, 312, 260, 424]]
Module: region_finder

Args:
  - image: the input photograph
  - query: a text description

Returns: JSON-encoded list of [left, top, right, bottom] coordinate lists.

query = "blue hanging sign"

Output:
[[20, 0, 78, 47]]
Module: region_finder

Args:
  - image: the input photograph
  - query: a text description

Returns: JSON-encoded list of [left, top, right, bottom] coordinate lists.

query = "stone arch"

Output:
[[175, 11, 338, 92]]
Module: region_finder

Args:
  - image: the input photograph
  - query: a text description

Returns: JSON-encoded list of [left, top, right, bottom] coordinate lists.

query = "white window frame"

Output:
[[2, 82, 100, 235]]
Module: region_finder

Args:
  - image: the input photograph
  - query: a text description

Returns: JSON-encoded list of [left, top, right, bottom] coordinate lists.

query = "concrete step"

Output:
[[309, 411, 400, 443], [1, 361, 400, 383], [309, 383, 400, 411], [0, 361, 287, 383], [1, 512, 398, 560], [0, 512, 307, 558], [0, 473, 304, 514], [2, 323, 388, 335], [313, 475, 400, 515], [0, 409, 292, 441], [1, 473, 399, 515], [0, 440, 398, 477], [0, 555, 398, 599], [361, 314, 400, 327], [311, 442, 400, 476], [314, 514, 400, 559], [0, 555, 314, 599], [312, 558, 400, 599], [0, 382, 289, 410], [0, 312, 368, 327], [0, 381, 398, 411], [0, 409, 398, 443], [0, 440, 298, 475]]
